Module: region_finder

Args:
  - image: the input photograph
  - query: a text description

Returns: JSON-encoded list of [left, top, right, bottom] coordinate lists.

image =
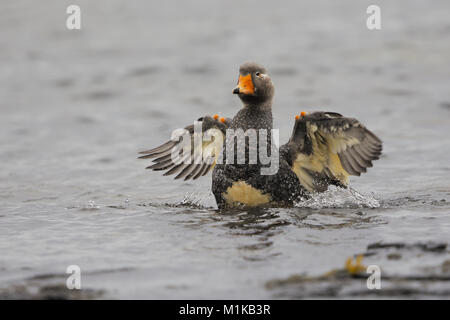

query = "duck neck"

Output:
[[244, 101, 272, 111], [234, 101, 273, 131]]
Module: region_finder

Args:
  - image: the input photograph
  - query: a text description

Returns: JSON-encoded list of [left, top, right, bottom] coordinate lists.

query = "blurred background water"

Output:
[[0, 0, 449, 298]]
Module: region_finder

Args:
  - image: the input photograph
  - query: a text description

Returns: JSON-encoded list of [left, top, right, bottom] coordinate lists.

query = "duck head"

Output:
[[233, 62, 274, 106]]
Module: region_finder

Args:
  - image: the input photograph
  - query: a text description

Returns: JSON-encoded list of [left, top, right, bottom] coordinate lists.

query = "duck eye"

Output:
[[255, 72, 261, 77]]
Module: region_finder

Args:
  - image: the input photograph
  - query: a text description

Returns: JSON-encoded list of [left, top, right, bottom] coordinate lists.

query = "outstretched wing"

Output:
[[139, 115, 230, 181], [281, 111, 382, 192]]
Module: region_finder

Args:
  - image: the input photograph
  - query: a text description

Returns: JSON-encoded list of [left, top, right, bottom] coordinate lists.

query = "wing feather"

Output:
[[138, 140, 178, 158], [283, 111, 382, 191], [175, 163, 197, 180], [139, 115, 228, 181]]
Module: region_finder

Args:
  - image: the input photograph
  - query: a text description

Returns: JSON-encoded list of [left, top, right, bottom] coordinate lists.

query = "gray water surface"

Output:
[[1, 0, 449, 299]]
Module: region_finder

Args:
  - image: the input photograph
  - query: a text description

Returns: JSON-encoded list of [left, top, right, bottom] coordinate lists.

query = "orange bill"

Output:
[[236, 74, 255, 94]]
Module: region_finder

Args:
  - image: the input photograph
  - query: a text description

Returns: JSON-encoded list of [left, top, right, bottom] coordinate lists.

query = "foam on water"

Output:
[[178, 192, 217, 209], [176, 187, 380, 210], [295, 186, 380, 209]]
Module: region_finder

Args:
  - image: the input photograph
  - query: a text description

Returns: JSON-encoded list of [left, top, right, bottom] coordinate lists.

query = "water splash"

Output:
[[70, 199, 101, 211], [178, 192, 216, 209], [295, 186, 380, 209], [179, 187, 380, 210]]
